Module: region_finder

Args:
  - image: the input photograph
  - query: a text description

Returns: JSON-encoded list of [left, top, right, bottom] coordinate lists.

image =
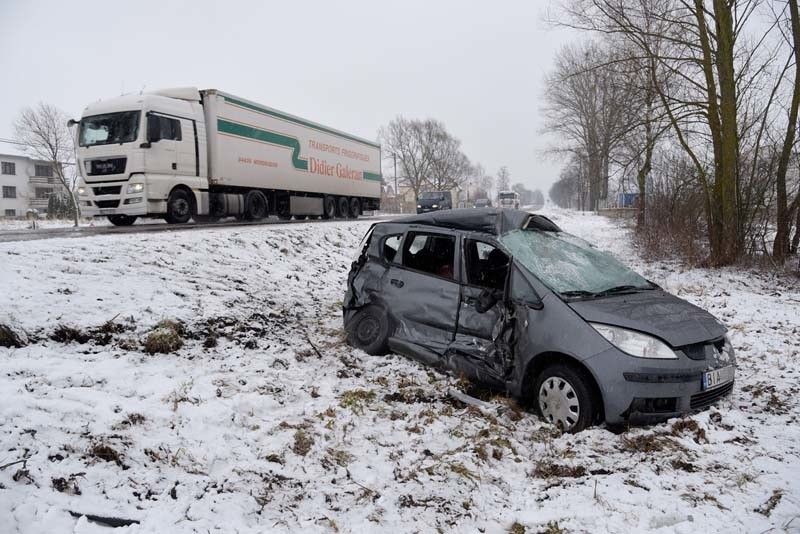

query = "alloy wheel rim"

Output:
[[538, 377, 580, 430]]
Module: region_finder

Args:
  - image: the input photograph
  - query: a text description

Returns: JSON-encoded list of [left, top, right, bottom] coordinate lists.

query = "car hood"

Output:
[[567, 289, 726, 347]]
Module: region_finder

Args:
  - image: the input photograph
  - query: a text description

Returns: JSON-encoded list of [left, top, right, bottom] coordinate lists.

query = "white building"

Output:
[[0, 152, 67, 217]]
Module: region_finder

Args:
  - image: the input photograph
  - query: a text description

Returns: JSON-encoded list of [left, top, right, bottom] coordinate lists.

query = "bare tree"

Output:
[[13, 103, 79, 227], [425, 121, 472, 192], [543, 40, 640, 211], [495, 166, 511, 193], [380, 117, 433, 201]]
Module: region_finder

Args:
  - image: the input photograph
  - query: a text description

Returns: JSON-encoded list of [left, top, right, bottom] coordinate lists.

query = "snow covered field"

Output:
[[1, 210, 799, 533]]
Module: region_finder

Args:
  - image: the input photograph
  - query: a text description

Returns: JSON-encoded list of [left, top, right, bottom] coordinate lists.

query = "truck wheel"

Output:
[[345, 305, 390, 355], [337, 197, 349, 218], [533, 364, 599, 433], [349, 197, 360, 219], [295, 215, 308, 220], [165, 189, 192, 224], [108, 215, 137, 226], [323, 196, 337, 219], [278, 212, 291, 221], [244, 191, 268, 221]]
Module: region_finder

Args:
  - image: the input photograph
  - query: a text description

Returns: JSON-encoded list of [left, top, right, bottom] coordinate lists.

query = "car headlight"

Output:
[[417, 204, 422, 208], [590, 323, 677, 359], [432, 204, 439, 208], [127, 183, 144, 194], [77, 186, 87, 196]]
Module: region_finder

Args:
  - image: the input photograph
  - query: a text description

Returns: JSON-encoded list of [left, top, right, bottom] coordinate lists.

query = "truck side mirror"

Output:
[[147, 114, 162, 144]]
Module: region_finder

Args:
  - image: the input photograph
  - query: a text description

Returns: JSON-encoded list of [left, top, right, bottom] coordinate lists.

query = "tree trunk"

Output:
[[636, 115, 654, 229], [772, 0, 800, 260]]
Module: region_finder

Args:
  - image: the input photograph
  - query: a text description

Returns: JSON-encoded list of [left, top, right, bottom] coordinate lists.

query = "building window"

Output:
[[4, 209, 15, 217], [35, 164, 54, 177], [2, 186, 16, 198], [1, 162, 16, 175], [35, 187, 52, 199]]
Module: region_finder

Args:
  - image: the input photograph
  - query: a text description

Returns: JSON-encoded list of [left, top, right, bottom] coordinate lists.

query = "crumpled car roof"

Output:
[[394, 208, 561, 236]]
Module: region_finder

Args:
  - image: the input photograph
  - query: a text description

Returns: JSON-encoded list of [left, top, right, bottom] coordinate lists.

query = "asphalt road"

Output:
[[0, 215, 384, 243]]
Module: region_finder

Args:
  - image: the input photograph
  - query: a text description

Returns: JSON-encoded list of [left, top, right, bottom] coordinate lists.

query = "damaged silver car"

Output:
[[343, 209, 735, 432]]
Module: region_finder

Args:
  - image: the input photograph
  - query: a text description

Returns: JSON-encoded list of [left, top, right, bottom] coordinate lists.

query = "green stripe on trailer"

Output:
[[218, 118, 308, 171], [223, 96, 381, 149], [218, 118, 382, 182]]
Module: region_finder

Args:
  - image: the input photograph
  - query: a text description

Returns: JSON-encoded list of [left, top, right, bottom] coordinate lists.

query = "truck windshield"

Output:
[[420, 192, 445, 200], [499, 193, 516, 199], [79, 111, 141, 147], [500, 229, 652, 298]]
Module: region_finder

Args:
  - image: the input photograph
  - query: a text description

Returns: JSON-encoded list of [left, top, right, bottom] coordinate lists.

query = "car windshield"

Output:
[[79, 111, 141, 147], [499, 229, 652, 298], [420, 192, 445, 200]]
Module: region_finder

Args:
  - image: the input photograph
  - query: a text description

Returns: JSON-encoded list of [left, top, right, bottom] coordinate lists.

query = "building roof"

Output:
[[392, 208, 561, 236]]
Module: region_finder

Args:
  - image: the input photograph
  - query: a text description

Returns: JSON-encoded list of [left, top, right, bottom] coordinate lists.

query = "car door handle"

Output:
[[390, 279, 404, 288]]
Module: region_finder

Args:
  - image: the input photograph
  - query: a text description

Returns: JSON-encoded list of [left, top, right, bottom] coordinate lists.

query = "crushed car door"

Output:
[[449, 238, 511, 385], [382, 230, 461, 360]]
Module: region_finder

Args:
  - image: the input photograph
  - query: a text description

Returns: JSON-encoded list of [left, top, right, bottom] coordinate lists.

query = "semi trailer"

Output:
[[72, 88, 382, 226]]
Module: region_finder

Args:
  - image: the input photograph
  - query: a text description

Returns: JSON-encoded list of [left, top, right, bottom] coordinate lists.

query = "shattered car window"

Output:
[[500, 229, 650, 296], [402, 232, 456, 280], [382, 234, 402, 262], [465, 240, 509, 290]]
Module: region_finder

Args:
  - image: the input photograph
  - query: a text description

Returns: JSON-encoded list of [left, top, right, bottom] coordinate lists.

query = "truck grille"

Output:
[[690, 381, 733, 410], [88, 158, 126, 176], [93, 186, 121, 196], [95, 200, 120, 209]]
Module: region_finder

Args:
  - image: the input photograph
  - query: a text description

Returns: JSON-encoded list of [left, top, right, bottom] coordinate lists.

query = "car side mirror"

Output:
[[475, 288, 500, 313], [147, 114, 162, 144]]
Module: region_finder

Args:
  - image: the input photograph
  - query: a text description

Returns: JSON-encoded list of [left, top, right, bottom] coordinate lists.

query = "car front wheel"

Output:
[[533, 364, 599, 433]]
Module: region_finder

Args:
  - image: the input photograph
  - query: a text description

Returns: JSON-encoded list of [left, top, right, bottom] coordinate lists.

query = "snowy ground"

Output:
[[1, 210, 799, 533]]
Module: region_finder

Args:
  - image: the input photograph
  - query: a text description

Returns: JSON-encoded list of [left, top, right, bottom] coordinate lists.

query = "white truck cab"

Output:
[[76, 88, 208, 225], [498, 190, 520, 210]]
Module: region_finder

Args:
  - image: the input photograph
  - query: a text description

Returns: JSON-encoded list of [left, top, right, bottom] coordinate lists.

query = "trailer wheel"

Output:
[[278, 212, 291, 221], [107, 215, 137, 226], [244, 191, 268, 221], [348, 197, 360, 219], [165, 189, 192, 224], [337, 197, 349, 218], [323, 196, 337, 219]]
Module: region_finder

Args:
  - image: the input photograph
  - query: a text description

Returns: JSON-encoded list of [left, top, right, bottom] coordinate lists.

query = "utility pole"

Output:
[[393, 152, 400, 214]]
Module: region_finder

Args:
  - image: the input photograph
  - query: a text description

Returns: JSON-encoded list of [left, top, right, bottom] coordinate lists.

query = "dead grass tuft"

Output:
[[531, 461, 586, 479], [144, 319, 185, 354], [292, 429, 314, 456], [620, 433, 678, 453], [0, 323, 26, 348], [670, 419, 708, 444], [340, 389, 376, 414]]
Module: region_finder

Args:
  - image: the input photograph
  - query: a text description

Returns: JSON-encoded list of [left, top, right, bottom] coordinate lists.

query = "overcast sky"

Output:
[[0, 0, 577, 193]]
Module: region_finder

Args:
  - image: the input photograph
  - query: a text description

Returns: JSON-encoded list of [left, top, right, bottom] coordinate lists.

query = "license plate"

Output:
[[703, 366, 734, 390], [99, 208, 116, 215]]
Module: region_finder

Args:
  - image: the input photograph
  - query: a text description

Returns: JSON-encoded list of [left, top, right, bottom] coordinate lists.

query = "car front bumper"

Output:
[[585, 346, 736, 424]]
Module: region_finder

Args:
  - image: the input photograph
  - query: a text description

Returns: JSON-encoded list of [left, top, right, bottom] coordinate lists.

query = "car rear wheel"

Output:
[[107, 215, 137, 226], [534, 364, 599, 433], [345, 305, 389, 355]]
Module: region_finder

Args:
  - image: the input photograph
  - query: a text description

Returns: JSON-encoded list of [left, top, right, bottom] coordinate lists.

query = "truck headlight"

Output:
[[417, 204, 422, 208], [77, 186, 87, 196], [127, 183, 144, 194], [590, 323, 677, 359]]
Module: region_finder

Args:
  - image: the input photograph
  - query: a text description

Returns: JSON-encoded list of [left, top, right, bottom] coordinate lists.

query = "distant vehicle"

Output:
[[473, 198, 492, 208], [416, 191, 452, 214], [344, 209, 735, 432], [73, 87, 381, 226], [498, 191, 520, 209]]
